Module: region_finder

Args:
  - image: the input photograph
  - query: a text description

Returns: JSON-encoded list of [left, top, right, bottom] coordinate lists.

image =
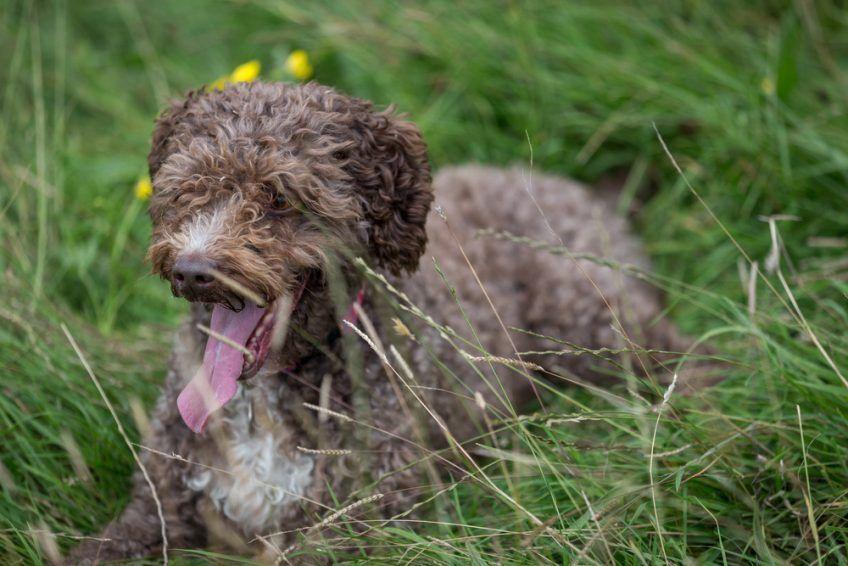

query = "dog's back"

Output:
[[404, 164, 702, 438]]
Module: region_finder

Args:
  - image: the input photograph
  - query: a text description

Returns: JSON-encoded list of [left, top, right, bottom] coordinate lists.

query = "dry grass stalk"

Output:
[[30, 521, 60, 565], [472, 446, 537, 466], [578, 490, 615, 563], [747, 260, 758, 316], [796, 405, 823, 564], [463, 354, 543, 372], [391, 316, 413, 339], [278, 493, 385, 560], [648, 371, 677, 564], [516, 152, 657, 384], [61, 324, 170, 565], [129, 395, 153, 440], [301, 401, 461, 477], [807, 236, 847, 248], [318, 373, 332, 425], [349, 303, 444, 491], [0, 459, 17, 493], [6, 528, 110, 542], [765, 220, 848, 389], [296, 446, 352, 456], [269, 293, 293, 354], [208, 267, 266, 306], [302, 402, 352, 423], [59, 430, 92, 483], [343, 320, 558, 543], [435, 212, 544, 407], [196, 323, 254, 363]]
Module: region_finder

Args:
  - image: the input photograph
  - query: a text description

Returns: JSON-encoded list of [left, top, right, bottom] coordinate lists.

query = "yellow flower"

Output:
[[230, 60, 261, 83], [285, 50, 313, 81], [134, 176, 153, 201], [209, 76, 228, 91], [210, 60, 262, 91], [761, 77, 775, 96]]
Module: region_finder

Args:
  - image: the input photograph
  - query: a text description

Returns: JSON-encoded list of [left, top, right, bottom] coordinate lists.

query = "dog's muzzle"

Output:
[[171, 254, 218, 296]]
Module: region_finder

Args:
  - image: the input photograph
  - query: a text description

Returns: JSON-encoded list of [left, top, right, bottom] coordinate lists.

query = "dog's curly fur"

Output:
[[70, 81, 711, 562]]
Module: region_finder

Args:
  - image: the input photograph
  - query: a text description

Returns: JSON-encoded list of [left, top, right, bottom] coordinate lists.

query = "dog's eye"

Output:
[[273, 194, 288, 209]]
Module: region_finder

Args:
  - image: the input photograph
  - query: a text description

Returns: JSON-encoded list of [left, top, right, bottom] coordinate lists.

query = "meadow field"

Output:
[[1, 0, 847, 563]]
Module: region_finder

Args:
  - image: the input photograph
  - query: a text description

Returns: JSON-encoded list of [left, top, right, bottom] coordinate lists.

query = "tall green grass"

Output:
[[1, 0, 847, 563]]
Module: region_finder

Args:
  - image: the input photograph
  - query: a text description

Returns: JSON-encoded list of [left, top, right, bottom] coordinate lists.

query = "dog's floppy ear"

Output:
[[347, 105, 433, 275], [147, 89, 204, 179]]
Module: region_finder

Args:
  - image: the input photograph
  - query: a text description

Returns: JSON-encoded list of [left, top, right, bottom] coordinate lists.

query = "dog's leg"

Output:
[[68, 345, 209, 563], [67, 457, 205, 563]]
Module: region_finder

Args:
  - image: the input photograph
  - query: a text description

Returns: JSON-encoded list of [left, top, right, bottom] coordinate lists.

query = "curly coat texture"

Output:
[[69, 81, 711, 562]]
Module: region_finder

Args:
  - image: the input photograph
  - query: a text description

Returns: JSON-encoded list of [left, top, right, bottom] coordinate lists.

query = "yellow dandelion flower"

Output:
[[134, 176, 153, 201], [285, 50, 313, 81], [209, 74, 228, 90], [230, 60, 261, 83], [761, 77, 775, 96], [209, 60, 261, 91]]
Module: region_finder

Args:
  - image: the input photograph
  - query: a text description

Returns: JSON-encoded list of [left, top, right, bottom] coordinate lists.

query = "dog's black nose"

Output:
[[172, 254, 217, 299]]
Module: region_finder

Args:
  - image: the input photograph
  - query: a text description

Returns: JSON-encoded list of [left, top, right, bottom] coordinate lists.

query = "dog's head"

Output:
[[147, 81, 431, 303], [144, 82, 431, 432]]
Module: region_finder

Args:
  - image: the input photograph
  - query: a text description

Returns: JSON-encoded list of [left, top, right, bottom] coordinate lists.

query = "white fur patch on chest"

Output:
[[184, 384, 313, 534]]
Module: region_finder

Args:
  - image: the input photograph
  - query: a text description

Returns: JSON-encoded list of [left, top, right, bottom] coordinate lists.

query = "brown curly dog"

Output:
[[69, 81, 715, 562]]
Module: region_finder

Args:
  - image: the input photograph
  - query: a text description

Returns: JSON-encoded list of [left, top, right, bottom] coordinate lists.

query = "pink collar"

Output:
[[341, 287, 366, 332], [281, 286, 364, 374]]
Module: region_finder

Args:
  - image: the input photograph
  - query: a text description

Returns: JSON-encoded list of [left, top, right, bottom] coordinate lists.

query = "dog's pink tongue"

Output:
[[177, 303, 265, 433]]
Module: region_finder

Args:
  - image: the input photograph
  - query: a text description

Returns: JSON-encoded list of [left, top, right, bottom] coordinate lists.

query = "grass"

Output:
[[1, 0, 848, 562]]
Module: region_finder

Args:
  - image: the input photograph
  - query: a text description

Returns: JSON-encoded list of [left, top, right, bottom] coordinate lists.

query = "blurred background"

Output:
[[1, 1, 847, 562]]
